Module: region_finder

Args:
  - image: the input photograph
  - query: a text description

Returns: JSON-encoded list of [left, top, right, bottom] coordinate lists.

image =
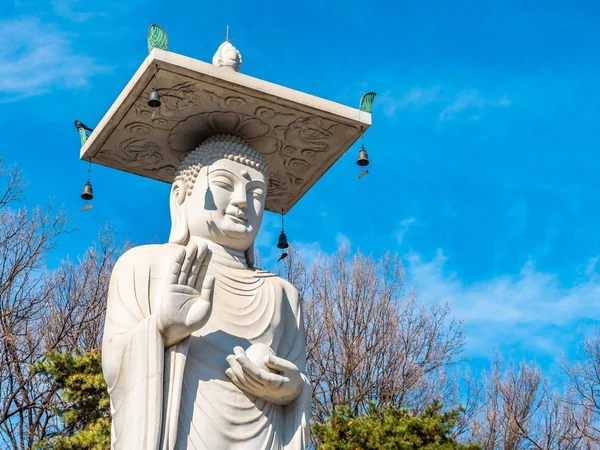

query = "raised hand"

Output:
[[225, 346, 304, 405], [158, 241, 215, 347]]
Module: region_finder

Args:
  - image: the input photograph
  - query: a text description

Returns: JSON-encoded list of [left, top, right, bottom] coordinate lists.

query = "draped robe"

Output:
[[102, 243, 311, 450]]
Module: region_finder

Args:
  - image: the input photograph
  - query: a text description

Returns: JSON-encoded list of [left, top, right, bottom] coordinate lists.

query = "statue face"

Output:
[[183, 158, 266, 251]]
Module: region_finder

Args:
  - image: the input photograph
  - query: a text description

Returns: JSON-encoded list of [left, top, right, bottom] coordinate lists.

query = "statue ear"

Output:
[[168, 180, 189, 245], [245, 242, 256, 268]]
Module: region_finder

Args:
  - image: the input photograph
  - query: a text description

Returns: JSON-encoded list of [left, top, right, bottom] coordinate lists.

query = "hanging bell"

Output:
[[357, 146, 369, 167], [81, 182, 93, 200], [148, 88, 161, 108], [277, 230, 289, 249]]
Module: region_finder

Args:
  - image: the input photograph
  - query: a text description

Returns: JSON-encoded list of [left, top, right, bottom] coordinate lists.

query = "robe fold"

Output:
[[102, 244, 311, 450]]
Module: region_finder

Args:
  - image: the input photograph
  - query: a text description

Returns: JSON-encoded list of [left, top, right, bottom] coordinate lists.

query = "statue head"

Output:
[[169, 134, 268, 265]]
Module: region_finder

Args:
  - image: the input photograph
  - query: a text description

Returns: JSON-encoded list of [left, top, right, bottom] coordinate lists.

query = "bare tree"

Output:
[[0, 160, 26, 210], [465, 354, 593, 450], [0, 159, 123, 449], [43, 225, 124, 352], [279, 246, 465, 424], [562, 331, 600, 445]]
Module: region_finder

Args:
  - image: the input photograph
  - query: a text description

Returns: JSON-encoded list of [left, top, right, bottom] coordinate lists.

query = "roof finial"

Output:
[[147, 24, 168, 54], [212, 30, 242, 72]]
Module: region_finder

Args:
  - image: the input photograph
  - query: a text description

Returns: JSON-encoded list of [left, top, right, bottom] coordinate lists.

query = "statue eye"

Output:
[[212, 178, 234, 191]]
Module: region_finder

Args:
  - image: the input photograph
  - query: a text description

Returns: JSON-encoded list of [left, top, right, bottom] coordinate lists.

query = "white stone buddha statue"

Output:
[[102, 134, 311, 449]]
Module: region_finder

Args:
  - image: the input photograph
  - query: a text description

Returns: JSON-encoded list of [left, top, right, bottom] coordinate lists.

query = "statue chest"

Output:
[[176, 274, 286, 449], [188, 273, 285, 360]]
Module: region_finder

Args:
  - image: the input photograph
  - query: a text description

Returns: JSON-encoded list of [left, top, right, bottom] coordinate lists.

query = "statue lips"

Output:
[[226, 210, 248, 225]]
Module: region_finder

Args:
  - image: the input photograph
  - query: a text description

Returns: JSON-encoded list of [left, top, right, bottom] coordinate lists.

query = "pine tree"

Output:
[[313, 400, 481, 450], [32, 351, 110, 450]]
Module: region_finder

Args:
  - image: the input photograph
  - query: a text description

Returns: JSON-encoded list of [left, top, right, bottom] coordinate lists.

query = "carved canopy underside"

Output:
[[80, 50, 371, 212]]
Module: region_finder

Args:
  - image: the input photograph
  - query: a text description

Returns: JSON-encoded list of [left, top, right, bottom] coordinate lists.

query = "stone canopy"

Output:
[[80, 48, 371, 213]]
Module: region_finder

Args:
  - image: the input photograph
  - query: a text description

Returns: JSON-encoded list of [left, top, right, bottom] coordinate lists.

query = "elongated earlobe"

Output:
[[168, 180, 189, 245]]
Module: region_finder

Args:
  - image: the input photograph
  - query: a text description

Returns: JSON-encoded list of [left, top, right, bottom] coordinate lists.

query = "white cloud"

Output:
[[374, 85, 511, 126], [292, 241, 323, 267], [51, 0, 97, 21], [378, 86, 441, 117], [438, 89, 511, 125], [406, 250, 600, 358], [396, 217, 417, 246], [51, 0, 133, 21], [0, 17, 107, 101], [584, 256, 599, 276], [401, 86, 442, 107], [336, 233, 351, 250]]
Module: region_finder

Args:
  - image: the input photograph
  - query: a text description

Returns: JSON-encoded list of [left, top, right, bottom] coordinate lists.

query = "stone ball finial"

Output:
[[212, 41, 242, 72]]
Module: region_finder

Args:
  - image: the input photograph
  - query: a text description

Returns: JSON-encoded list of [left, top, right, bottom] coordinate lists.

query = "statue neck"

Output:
[[190, 237, 248, 269]]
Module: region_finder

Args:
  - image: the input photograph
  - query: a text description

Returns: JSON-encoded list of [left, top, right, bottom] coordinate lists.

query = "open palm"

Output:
[[158, 241, 215, 347]]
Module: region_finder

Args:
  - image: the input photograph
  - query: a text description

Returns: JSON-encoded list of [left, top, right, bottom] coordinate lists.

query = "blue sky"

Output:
[[1, 0, 600, 372]]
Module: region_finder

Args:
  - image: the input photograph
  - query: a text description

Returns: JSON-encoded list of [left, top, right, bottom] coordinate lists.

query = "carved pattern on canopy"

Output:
[[96, 72, 356, 212]]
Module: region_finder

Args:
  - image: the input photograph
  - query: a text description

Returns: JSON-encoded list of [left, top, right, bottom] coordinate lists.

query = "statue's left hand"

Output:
[[225, 346, 304, 405]]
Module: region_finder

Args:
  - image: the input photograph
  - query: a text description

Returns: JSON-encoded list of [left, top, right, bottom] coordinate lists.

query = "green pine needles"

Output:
[[32, 351, 110, 450], [312, 401, 481, 450]]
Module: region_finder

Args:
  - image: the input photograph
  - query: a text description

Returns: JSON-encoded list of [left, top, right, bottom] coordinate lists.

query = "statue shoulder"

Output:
[[113, 243, 180, 275]]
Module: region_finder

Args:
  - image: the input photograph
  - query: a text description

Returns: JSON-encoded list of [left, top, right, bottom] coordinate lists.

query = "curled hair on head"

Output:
[[174, 134, 269, 195]]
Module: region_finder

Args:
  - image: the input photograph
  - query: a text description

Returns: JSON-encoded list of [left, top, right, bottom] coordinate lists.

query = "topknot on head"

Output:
[[173, 133, 269, 195]]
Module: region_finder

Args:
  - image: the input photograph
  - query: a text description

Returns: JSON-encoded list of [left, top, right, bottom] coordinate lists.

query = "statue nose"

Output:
[[231, 199, 247, 209], [230, 190, 247, 209]]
